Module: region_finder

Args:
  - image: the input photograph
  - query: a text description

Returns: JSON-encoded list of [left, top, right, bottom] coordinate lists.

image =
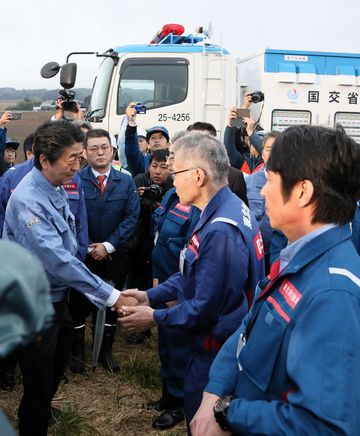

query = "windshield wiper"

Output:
[[87, 108, 103, 118]]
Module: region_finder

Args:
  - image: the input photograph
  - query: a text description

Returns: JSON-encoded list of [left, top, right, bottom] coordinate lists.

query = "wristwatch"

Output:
[[213, 395, 234, 431]]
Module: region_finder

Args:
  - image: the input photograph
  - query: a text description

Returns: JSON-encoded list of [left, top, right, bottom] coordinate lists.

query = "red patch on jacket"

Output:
[[279, 279, 302, 310], [175, 202, 191, 213], [253, 231, 264, 260]]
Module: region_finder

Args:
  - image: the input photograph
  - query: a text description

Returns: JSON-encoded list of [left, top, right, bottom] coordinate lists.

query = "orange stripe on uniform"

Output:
[[267, 296, 291, 322]]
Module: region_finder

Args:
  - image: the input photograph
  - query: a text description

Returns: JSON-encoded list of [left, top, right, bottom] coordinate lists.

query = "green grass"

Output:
[[118, 351, 161, 390], [49, 404, 100, 436]]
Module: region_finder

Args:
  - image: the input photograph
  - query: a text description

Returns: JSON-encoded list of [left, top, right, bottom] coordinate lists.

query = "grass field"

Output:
[[0, 327, 187, 436]]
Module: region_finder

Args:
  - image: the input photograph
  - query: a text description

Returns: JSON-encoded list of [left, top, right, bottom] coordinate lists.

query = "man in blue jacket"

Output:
[[69, 128, 139, 373], [149, 187, 201, 429], [191, 125, 360, 436], [0, 137, 89, 392], [119, 132, 264, 432], [3, 120, 133, 436]]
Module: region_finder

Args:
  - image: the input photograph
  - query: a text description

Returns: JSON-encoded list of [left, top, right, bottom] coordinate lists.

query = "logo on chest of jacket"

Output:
[[175, 202, 191, 214], [279, 279, 302, 309]]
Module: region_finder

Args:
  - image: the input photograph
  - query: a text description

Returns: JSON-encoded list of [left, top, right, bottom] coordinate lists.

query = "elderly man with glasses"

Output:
[[119, 131, 265, 434]]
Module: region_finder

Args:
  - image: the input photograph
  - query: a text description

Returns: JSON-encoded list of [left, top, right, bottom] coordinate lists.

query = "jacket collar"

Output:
[[280, 224, 351, 276], [80, 164, 122, 182], [193, 185, 231, 234], [31, 167, 68, 210]]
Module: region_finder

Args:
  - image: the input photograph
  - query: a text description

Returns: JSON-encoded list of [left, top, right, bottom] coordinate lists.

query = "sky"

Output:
[[1, 0, 359, 90]]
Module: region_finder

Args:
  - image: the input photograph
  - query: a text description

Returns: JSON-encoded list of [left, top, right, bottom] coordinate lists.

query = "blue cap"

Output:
[[146, 126, 169, 142]]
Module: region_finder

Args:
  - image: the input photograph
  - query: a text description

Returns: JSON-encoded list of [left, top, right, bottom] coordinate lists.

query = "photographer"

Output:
[[52, 92, 85, 122], [124, 102, 170, 176], [127, 149, 172, 293], [224, 94, 264, 174]]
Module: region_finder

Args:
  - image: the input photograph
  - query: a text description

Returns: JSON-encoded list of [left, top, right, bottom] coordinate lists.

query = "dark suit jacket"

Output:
[[228, 166, 248, 206]]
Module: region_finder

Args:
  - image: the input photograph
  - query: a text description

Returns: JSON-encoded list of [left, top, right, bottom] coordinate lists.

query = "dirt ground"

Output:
[[0, 327, 187, 436]]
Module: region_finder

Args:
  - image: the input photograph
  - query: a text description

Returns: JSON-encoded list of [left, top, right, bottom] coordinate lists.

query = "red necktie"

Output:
[[97, 175, 107, 195]]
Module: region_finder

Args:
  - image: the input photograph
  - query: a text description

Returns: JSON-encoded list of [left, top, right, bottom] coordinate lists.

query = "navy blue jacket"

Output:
[[147, 186, 265, 355], [125, 125, 151, 176], [0, 127, 6, 155], [152, 187, 201, 282], [79, 165, 140, 249], [224, 126, 263, 173], [0, 158, 89, 260], [206, 225, 360, 435]]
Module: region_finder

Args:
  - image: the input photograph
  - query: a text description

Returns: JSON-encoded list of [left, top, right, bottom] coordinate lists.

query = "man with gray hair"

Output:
[[119, 132, 265, 432]]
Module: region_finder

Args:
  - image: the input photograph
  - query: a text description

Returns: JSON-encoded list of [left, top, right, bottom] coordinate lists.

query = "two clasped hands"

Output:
[[112, 289, 156, 331]]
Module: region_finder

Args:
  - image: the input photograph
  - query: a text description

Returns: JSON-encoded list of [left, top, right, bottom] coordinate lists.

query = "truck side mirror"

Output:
[[40, 62, 61, 79], [60, 63, 77, 89]]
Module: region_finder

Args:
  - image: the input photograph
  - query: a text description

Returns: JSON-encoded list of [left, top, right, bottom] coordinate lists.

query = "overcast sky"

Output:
[[1, 0, 359, 90]]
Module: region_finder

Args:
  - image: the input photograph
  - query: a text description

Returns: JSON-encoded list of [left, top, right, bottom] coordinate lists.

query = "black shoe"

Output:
[[98, 325, 120, 373], [69, 326, 85, 374], [146, 396, 170, 412], [152, 407, 184, 430]]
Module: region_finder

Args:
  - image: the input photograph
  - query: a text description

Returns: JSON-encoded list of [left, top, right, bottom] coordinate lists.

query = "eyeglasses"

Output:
[[169, 167, 207, 180], [87, 145, 111, 153]]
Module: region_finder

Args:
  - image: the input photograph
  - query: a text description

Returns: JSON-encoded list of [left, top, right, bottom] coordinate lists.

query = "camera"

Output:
[[59, 89, 78, 112], [134, 103, 146, 114], [9, 112, 22, 121], [249, 91, 264, 104], [142, 184, 165, 205]]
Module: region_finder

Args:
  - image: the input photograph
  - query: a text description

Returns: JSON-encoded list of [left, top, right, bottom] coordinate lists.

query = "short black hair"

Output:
[[84, 128, 111, 146], [33, 121, 85, 170], [187, 122, 217, 137], [149, 149, 169, 164], [23, 133, 35, 156], [267, 125, 360, 225]]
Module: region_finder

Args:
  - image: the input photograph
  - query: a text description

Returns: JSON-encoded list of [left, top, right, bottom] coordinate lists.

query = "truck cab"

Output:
[[87, 24, 237, 139]]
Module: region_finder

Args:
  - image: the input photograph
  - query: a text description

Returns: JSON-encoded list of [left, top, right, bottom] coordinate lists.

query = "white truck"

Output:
[[42, 24, 360, 143], [239, 49, 360, 143]]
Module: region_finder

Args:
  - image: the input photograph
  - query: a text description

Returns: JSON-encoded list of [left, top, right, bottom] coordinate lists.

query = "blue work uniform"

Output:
[[152, 187, 201, 399], [351, 201, 360, 254], [147, 186, 265, 426], [153, 187, 201, 282], [0, 158, 88, 260], [245, 166, 272, 271], [3, 167, 117, 436], [206, 225, 360, 435], [3, 167, 113, 304]]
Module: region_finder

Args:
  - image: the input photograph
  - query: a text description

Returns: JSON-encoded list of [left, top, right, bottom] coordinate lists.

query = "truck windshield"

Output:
[[88, 57, 114, 119], [117, 58, 188, 114]]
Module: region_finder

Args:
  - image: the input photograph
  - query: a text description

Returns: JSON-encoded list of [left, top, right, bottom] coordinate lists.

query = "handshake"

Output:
[[113, 289, 156, 332]]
